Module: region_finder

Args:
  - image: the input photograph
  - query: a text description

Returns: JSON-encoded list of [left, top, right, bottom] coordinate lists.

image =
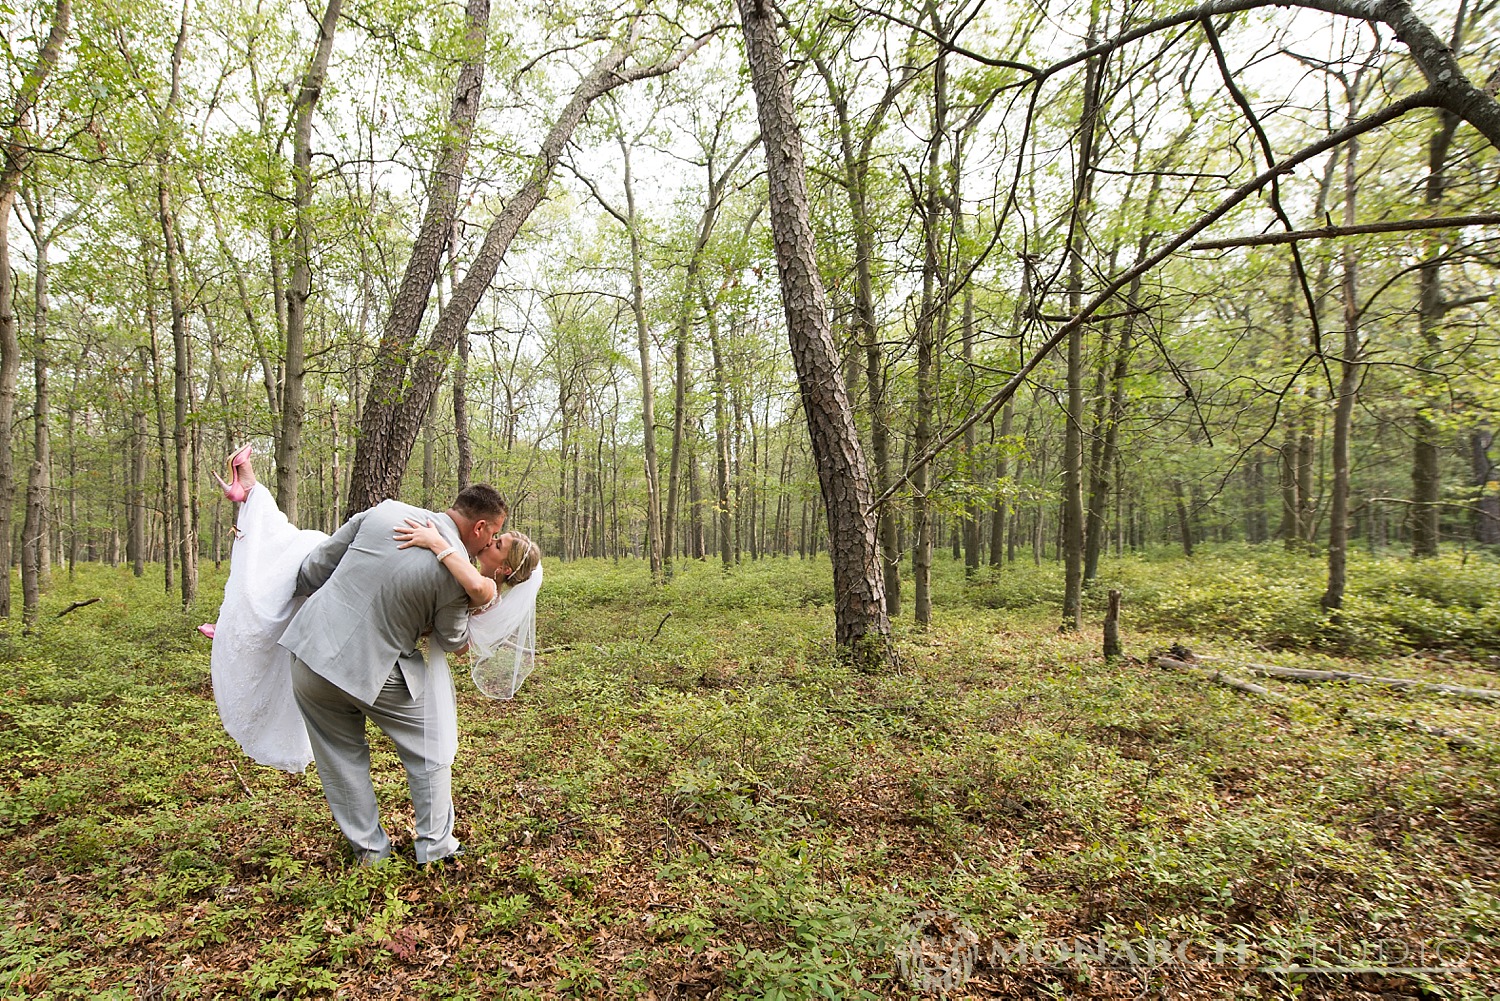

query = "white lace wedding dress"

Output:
[[211, 485, 543, 773]]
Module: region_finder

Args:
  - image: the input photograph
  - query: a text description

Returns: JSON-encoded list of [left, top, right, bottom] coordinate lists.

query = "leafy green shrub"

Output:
[[952, 544, 1500, 654], [961, 563, 1065, 610]]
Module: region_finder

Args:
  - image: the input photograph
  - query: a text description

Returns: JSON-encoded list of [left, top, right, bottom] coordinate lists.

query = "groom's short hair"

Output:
[[452, 483, 508, 522]]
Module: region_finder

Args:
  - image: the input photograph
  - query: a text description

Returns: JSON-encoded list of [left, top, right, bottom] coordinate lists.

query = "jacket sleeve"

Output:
[[430, 591, 471, 653], [294, 508, 369, 597]]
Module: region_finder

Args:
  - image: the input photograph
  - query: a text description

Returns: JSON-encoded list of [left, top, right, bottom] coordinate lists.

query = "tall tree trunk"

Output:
[[330, 403, 342, 528], [1473, 429, 1499, 545], [0, 202, 19, 618], [277, 0, 342, 525], [129, 360, 147, 576], [1172, 480, 1194, 557], [1322, 128, 1361, 614], [1297, 419, 1316, 543], [664, 139, 751, 572], [557, 382, 570, 558], [737, 0, 891, 666], [199, 179, 279, 422], [958, 213, 979, 577], [707, 293, 733, 570], [158, 2, 196, 609], [147, 330, 174, 593], [1411, 4, 1475, 555], [990, 263, 1031, 568], [0, 0, 69, 620], [1062, 38, 1102, 632], [689, 428, 704, 559], [989, 402, 1013, 567], [621, 140, 663, 582], [1085, 178, 1158, 579], [808, 46, 912, 617], [665, 317, 688, 568], [1278, 433, 1298, 544], [20, 204, 51, 628], [912, 12, 947, 628]]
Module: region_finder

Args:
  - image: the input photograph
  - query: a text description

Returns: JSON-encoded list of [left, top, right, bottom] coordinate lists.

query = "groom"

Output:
[[279, 483, 508, 866]]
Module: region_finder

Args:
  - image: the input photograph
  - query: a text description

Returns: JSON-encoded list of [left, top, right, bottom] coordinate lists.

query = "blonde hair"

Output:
[[497, 531, 540, 586]]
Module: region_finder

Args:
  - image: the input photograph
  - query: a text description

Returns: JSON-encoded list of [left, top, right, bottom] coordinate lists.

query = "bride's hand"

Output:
[[394, 517, 447, 552]]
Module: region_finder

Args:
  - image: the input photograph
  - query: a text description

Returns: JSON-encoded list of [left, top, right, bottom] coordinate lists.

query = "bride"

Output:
[[201, 445, 543, 773]]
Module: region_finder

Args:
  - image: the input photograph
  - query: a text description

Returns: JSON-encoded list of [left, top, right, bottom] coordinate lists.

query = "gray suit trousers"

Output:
[[290, 657, 459, 864]]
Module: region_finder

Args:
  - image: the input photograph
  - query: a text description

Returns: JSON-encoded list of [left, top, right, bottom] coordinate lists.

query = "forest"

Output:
[[2, 0, 1499, 996]]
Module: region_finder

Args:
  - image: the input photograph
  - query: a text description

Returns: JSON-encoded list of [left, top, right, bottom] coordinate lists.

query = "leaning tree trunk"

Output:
[[348, 16, 707, 514], [277, 0, 342, 525], [347, 0, 487, 513], [737, 0, 891, 667]]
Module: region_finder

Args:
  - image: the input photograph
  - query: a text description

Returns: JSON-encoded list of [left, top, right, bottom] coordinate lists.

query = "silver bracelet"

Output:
[[434, 545, 459, 562]]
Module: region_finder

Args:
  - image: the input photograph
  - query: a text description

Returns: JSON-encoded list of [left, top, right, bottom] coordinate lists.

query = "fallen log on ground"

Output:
[[1200, 657, 1500, 702], [1156, 656, 1287, 700], [1155, 656, 1479, 748]]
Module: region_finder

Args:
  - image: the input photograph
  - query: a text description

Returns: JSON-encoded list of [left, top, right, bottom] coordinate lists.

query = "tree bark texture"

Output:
[[349, 19, 708, 515], [347, 0, 488, 513], [737, 0, 891, 666]]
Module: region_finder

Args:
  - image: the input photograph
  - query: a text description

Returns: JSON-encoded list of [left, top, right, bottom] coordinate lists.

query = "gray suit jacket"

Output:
[[278, 499, 470, 706]]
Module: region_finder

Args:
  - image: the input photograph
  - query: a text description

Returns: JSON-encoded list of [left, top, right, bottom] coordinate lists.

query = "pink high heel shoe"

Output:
[[214, 444, 253, 502], [197, 623, 216, 639]]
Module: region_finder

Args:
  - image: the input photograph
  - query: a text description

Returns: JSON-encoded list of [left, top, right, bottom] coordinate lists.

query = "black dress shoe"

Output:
[[419, 845, 465, 870]]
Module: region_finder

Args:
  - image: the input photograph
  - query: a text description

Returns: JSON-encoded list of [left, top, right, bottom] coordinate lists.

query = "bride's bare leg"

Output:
[[236, 452, 258, 490]]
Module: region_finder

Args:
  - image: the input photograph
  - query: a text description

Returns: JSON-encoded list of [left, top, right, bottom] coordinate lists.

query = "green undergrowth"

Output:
[[1, 554, 1497, 999], [964, 543, 1500, 657]]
